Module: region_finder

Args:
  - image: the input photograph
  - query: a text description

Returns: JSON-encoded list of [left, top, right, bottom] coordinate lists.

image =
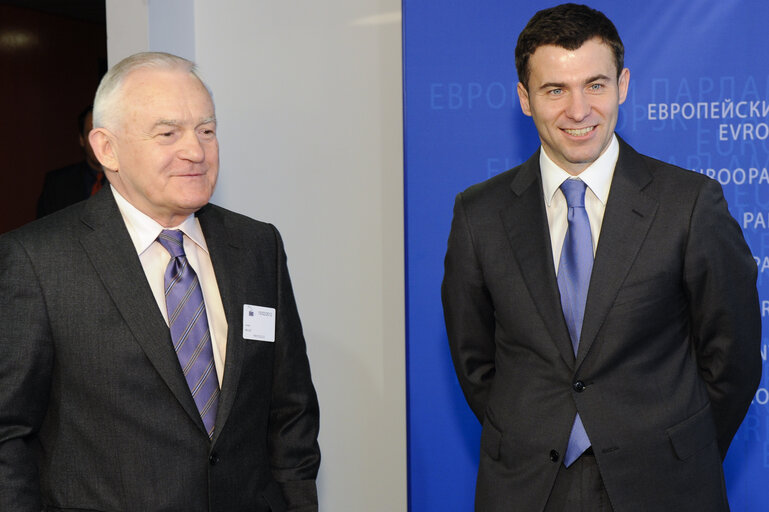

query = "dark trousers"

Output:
[[544, 449, 613, 512]]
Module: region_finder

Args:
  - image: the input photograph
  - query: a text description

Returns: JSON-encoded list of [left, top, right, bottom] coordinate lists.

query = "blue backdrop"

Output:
[[404, 1, 769, 510]]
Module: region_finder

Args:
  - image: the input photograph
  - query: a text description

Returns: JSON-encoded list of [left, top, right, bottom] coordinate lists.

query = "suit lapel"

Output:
[[78, 189, 204, 430], [197, 205, 273, 445], [500, 152, 576, 367], [576, 139, 658, 364], [197, 206, 243, 443]]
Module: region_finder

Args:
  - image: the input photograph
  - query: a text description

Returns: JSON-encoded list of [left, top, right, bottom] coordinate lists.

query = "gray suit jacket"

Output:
[[0, 188, 320, 511], [442, 138, 761, 511]]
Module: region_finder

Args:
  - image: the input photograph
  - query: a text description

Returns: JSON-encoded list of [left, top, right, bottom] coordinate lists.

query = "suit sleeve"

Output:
[[441, 193, 497, 422], [268, 226, 320, 511], [683, 178, 761, 458], [0, 233, 52, 511]]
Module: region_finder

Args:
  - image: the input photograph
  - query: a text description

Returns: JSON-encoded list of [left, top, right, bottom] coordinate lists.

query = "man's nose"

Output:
[[565, 92, 591, 121], [178, 131, 205, 162]]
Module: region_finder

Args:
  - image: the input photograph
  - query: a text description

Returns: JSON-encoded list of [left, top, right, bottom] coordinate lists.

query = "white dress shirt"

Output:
[[540, 134, 619, 271], [111, 186, 228, 386]]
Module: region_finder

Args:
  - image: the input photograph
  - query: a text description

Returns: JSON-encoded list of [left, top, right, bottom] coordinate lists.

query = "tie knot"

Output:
[[560, 179, 587, 208], [157, 229, 186, 258]]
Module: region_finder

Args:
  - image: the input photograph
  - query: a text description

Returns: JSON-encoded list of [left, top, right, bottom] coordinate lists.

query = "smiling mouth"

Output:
[[175, 168, 207, 177], [563, 126, 595, 136]]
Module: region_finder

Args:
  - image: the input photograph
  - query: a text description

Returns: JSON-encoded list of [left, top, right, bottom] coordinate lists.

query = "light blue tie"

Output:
[[157, 230, 220, 439], [557, 179, 593, 467]]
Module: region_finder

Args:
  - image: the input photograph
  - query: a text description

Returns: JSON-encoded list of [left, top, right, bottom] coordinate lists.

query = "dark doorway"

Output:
[[0, 1, 107, 234]]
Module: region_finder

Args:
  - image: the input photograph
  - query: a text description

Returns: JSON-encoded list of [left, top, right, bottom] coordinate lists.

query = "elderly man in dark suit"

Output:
[[442, 4, 761, 511], [0, 52, 319, 511]]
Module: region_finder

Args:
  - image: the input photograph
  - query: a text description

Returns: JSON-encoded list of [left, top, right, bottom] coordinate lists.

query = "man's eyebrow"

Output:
[[151, 119, 180, 130], [537, 74, 612, 91], [150, 117, 216, 130], [585, 74, 611, 83], [538, 81, 566, 90], [197, 116, 217, 127]]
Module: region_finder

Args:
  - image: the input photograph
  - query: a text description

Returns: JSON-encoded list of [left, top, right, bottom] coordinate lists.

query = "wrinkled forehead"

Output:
[[117, 68, 215, 127], [123, 67, 211, 99]]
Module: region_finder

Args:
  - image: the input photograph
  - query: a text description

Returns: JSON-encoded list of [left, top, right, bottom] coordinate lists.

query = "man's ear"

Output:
[[88, 128, 119, 171], [517, 82, 532, 117], [617, 67, 630, 105]]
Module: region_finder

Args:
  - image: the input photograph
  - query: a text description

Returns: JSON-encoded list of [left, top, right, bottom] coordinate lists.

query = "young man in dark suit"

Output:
[[442, 4, 761, 511], [0, 52, 320, 511]]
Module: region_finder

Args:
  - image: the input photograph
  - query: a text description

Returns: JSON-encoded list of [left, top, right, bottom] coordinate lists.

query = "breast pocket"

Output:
[[612, 273, 676, 307]]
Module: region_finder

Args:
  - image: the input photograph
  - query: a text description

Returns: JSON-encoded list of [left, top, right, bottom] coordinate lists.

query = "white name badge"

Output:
[[243, 305, 276, 342]]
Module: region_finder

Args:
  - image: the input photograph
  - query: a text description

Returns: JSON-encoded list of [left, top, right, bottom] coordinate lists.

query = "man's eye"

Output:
[[589, 83, 603, 91], [549, 89, 563, 96]]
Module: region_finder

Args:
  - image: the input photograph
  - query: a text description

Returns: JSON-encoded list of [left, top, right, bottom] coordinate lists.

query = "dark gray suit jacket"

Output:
[[0, 188, 320, 511], [442, 138, 761, 511]]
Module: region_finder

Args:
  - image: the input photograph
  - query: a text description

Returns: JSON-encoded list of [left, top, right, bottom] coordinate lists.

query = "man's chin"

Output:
[[176, 183, 215, 204], [564, 148, 603, 167], [179, 200, 211, 213]]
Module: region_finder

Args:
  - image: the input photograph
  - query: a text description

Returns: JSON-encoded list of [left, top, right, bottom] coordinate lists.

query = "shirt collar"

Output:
[[110, 185, 209, 256], [540, 134, 619, 206]]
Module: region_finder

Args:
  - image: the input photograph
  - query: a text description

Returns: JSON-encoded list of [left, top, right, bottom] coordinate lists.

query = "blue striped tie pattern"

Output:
[[157, 230, 220, 439], [556, 179, 593, 467]]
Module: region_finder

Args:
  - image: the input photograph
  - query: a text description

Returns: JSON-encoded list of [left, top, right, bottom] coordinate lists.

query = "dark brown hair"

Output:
[[515, 3, 624, 89]]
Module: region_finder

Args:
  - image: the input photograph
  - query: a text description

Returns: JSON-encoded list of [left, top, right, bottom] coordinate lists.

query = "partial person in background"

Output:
[[37, 105, 105, 218], [0, 52, 320, 512], [442, 3, 761, 511]]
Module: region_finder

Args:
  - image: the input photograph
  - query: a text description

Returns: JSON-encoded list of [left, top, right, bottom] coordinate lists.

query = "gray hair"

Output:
[[92, 51, 212, 130]]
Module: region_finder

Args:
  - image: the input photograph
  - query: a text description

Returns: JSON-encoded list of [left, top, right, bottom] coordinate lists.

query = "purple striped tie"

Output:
[[157, 229, 220, 439]]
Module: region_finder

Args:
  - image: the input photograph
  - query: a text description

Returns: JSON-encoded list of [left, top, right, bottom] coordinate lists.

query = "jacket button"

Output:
[[573, 381, 585, 392], [209, 453, 220, 466], [550, 450, 559, 462]]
